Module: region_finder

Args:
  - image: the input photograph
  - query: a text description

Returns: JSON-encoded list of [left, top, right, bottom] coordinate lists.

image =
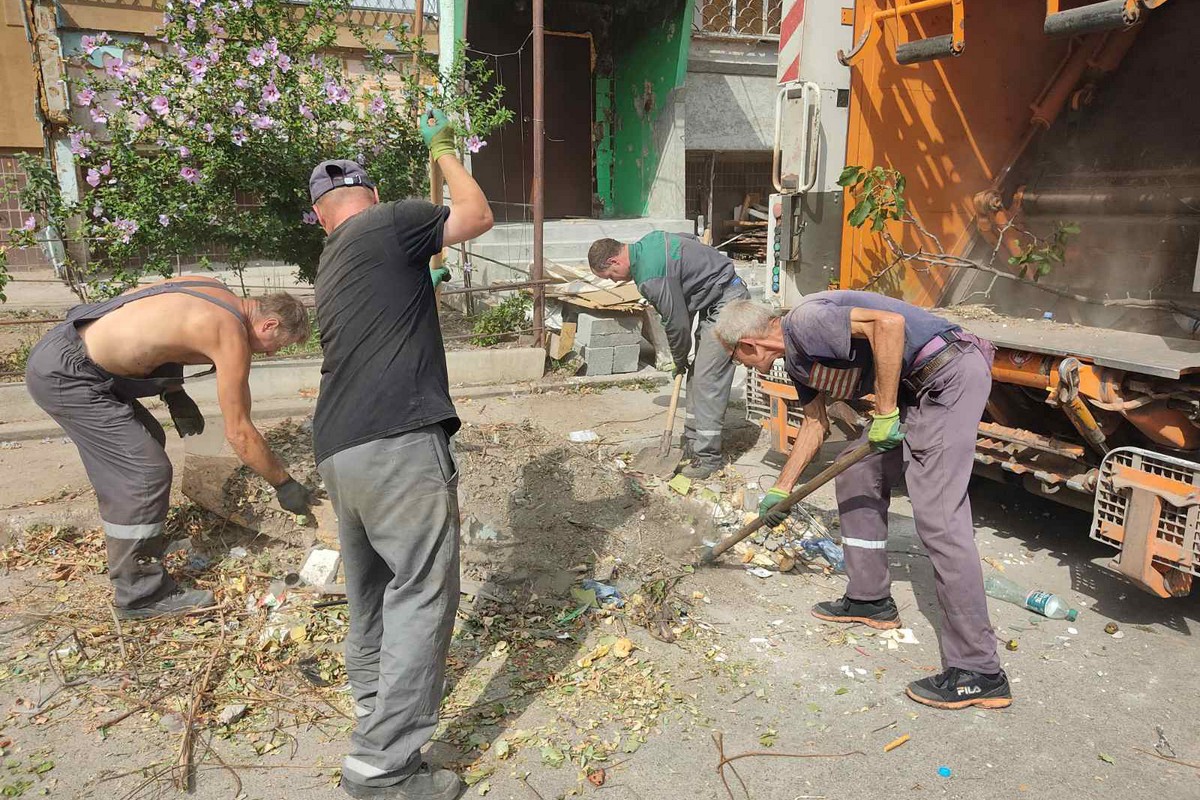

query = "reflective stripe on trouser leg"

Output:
[[319, 425, 460, 788], [834, 431, 904, 602], [24, 337, 175, 609], [903, 349, 1000, 674]]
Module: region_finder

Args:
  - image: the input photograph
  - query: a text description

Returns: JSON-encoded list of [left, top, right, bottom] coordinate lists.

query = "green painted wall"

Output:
[[611, 0, 691, 217], [594, 76, 614, 217]]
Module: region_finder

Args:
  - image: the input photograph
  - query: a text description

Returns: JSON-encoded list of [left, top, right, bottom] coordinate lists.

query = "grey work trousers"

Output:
[[833, 347, 1000, 674], [684, 279, 750, 469], [24, 324, 176, 608], [317, 424, 461, 788]]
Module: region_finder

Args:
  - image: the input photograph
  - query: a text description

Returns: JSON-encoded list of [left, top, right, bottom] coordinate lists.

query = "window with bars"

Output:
[[0, 154, 52, 272], [697, 0, 783, 38]]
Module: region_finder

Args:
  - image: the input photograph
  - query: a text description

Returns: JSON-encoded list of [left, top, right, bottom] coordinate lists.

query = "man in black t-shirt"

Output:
[[309, 107, 494, 800]]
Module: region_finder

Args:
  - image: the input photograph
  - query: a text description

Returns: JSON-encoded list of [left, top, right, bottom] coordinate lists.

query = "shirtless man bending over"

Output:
[[25, 277, 317, 618]]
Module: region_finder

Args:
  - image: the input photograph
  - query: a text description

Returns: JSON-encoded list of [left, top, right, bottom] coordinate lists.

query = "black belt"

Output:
[[902, 333, 970, 394]]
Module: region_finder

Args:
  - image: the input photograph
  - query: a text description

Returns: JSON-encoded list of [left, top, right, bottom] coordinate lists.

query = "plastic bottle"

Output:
[[984, 574, 1078, 620], [799, 537, 846, 572]]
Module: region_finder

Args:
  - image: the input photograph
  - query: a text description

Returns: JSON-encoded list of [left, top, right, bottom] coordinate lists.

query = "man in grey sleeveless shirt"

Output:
[[25, 278, 315, 618]]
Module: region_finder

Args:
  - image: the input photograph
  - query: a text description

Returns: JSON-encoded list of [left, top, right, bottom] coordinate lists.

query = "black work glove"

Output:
[[162, 390, 204, 437], [274, 478, 315, 516]]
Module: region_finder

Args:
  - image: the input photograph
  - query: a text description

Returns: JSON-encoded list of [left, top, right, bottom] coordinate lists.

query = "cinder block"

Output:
[[581, 345, 615, 376], [612, 344, 640, 374], [586, 330, 642, 349], [577, 312, 642, 347]]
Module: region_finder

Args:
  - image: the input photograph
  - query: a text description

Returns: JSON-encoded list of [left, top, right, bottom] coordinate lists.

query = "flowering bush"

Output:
[[0, 0, 509, 299]]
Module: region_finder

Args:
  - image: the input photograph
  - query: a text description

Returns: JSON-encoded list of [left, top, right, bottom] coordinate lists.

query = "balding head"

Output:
[[313, 185, 378, 235]]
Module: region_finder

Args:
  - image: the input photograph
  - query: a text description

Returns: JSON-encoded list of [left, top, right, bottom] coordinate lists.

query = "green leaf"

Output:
[[1060, 222, 1081, 235], [541, 746, 566, 768], [1098, 753, 1114, 764], [847, 199, 873, 228], [834, 687, 849, 696], [759, 728, 777, 747], [871, 215, 887, 233], [836, 165, 863, 187]]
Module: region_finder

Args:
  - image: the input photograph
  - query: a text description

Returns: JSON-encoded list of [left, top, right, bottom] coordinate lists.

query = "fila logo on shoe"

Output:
[[956, 685, 982, 697]]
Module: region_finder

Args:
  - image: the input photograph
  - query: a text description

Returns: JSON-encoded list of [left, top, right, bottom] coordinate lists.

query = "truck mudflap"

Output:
[[1092, 447, 1199, 598]]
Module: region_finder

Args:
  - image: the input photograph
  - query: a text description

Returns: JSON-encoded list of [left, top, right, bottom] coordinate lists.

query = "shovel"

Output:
[[631, 373, 686, 477], [698, 442, 873, 565]]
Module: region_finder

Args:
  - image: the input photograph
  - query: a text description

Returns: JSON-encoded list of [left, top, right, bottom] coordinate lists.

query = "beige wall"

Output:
[[1, 0, 44, 149]]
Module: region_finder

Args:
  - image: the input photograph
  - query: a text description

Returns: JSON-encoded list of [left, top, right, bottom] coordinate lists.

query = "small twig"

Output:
[[174, 608, 226, 790], [871, 720, 898, 734], [519, 774, 548, 800], [712, 732, 863, 800], [1134, 748, 1200, 770]]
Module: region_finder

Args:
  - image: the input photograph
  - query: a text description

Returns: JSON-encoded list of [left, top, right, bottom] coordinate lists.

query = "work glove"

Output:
[[430, 266, 451, 287], [868, 408, 904, 452], [672, 361, 690, 379], [274, 477, 316, 516], [757, 487, 791, 528], [162, 390, 204, 437], [420, 106, 456, 162]]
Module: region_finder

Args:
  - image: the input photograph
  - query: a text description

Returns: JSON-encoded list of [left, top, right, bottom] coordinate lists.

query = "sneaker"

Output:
[[341, 764, 463, 800], [810, 595, 901, 630], [115, 587, 215, 620], [678, 459, 720, 480], [906, 666, 1013, 710]]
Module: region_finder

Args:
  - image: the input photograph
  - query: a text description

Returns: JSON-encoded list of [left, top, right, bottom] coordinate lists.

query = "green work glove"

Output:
[[420, 106, 456, 162], [162, 390, 204, 437], [430, 266, 451, 287], [757, 487, 791, 528], [868, 408, 904, 452]]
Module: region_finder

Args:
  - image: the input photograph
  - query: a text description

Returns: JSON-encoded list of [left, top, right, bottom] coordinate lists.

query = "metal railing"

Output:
[[697, 0, 782, 38]]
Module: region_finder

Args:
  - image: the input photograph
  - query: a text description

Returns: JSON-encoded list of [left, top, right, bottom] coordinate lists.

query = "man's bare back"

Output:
[[79, 277, 253, 378]]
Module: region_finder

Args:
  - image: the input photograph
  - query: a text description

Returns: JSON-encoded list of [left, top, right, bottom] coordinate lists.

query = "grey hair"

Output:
[[713, 299, 780, 348]]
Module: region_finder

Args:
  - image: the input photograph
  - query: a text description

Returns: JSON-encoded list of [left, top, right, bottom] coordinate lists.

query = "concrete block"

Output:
[[577, 312, 642, 347], [581, 345, 614, 376], [585, 330, 642, 349], [446, 347, 545, 386], [612, 344, 640, 374]]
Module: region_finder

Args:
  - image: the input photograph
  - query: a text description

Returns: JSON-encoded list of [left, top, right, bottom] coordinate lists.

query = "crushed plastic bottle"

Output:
[[984, 574, 1077, 621], [799, 537, 845, 572]]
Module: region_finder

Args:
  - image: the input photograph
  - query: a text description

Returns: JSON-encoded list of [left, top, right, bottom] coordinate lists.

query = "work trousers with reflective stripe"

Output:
[[318, 425, 460, 788], [684, 279, 750, 469], [833, 347, 1000, 673], [24, 325, 176, 609]]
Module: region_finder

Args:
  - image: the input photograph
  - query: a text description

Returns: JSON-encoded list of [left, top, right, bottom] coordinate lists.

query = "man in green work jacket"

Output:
[[589, 231, 749, 478]]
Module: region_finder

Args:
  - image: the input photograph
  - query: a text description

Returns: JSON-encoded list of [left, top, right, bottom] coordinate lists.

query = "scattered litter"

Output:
[[229, 546, 249, 559], [880, 628, 919, 646], [568, 430, 599, 443], [1110, 630, 1125, 639], [799, 537, 845, 572], [749, 637, 770, 646], [746, 567, 774, 579], [217, 704, 248, 725], [1067, 626, 1078, 635], [300, 548, 341, 586], [884, 734, 911, 752], [1006, 639, 1019, 651], [580, 579, 624, 608], [1104, 622, 1119, 635], [937, 766, 952, 778], [667, 474, 692, 495]]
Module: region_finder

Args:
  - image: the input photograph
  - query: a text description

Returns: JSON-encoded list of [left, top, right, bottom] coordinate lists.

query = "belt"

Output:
[[902, 331, 968, 394]]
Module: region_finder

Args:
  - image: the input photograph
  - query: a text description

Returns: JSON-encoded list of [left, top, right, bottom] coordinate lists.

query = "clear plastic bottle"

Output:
[[984, 574, 1078, 621], [800, 537, 846, 572]]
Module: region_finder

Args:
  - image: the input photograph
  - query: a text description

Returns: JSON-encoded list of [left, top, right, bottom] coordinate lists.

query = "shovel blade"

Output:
[[630, 443, 684, 478]]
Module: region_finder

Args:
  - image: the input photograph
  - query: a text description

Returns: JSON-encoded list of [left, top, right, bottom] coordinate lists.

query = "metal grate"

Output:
[[745, 359, 803, 429], [0, 154, 53, 272], [1092, 447, 1200, 576], [697, 0, 782, 38]]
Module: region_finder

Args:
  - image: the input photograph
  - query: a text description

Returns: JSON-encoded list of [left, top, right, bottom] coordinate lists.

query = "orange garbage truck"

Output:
[[755, 0, 1199, 597]]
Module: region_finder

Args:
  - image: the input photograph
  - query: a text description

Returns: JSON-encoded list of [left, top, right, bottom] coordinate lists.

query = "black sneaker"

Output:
[[341, 764, 463, 800], [906, 666, 1013, 710], [115, 587, 215, 620], [811, 595, 901, 630]]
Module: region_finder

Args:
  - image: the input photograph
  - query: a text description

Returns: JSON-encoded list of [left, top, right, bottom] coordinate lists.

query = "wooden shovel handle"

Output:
[[659, 373, 685, 454]]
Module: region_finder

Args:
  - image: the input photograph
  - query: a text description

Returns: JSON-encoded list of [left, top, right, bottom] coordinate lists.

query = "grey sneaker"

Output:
[[115, 587, 215, 620], [678, 459, 720, 480], [341, 765, 463, 800]]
